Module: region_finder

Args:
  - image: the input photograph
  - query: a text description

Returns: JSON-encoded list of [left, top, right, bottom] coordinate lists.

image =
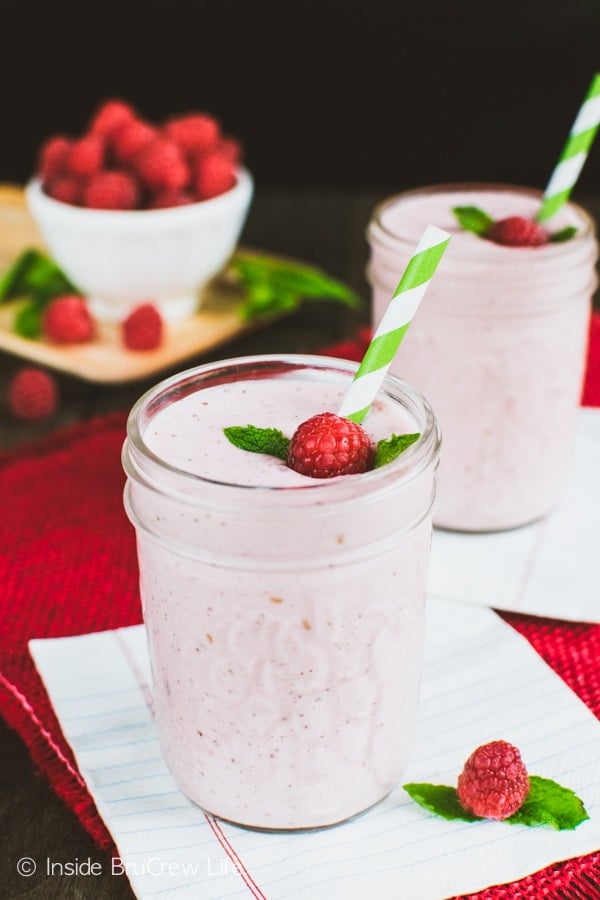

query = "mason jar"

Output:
[[122, 354, 440, 829], [368, 183, 598, 532]]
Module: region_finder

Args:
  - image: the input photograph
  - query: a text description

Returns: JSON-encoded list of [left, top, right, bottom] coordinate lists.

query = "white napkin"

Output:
[[29, 599, 600, 900], [429, 407, 600, 624]]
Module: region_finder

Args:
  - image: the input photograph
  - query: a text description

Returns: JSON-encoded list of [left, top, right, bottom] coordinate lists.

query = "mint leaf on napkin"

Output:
[[374, 432, 420, 468], [223, 425, 290, 461], [508, 775, 590, 830], [404, 776, 589, 830], [403, 784, 479, 822], [229, 252, 363, 320]]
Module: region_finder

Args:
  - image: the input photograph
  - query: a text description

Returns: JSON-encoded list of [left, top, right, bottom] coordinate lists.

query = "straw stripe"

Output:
[[537, 73, 600, 222], [338, 224, 450, 423]]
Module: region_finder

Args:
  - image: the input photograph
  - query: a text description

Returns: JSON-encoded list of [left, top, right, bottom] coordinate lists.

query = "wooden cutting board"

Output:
[[0, 184, 274, 384]]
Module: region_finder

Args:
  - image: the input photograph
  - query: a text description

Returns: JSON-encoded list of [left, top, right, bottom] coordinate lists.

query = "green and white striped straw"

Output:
[[338, 224, 450, 424], [537, 73, 600, 223]]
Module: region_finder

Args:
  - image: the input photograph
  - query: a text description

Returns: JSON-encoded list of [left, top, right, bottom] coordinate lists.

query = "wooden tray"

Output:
[[0, 184, 275, 384]]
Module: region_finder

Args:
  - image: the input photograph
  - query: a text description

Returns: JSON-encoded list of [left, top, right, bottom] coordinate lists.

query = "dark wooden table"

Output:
[[1, 187, 599, 899]]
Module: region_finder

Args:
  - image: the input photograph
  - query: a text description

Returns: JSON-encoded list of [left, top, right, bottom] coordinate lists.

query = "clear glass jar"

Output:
[[122, 354, 440, 830], [368, 183, 598, 532]]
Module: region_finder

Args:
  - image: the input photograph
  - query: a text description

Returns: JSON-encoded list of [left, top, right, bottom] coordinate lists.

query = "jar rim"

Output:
[[368, 181, 596, 257], [123, 353, 441, 500]]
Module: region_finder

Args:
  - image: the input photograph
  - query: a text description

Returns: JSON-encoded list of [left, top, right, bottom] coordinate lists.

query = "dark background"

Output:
[[1, 0, 600, 195], [1, 5, 600, 896]]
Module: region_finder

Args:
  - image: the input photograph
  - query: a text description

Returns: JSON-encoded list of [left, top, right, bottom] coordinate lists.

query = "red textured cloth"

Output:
[[1, 313, 599, 898]]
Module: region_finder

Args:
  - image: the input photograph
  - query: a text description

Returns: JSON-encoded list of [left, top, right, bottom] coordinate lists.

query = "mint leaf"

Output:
[[404, 776, 589, 830], [452, 206, 495, 236], [13, 298, 45, 338], [403, 784, 479, 822], [549, 226, 578, 243], [0, 248, 77, 304], [229, 252, 363, 321], [224, 425, 290, 461], [507, 775, 589, 830], [374, 432, 420, 468], [0, 249, 39, 301]]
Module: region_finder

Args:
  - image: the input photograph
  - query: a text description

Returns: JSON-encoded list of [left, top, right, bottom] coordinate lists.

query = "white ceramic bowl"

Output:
[[25, 167, 254, 323]]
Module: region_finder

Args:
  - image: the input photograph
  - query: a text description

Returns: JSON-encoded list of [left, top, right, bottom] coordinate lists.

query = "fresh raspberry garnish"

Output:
[[89, 98, 137, 139], [163, 113, 220, 156], [457, 740, 530, 820], [82, 170, 140, 210], [45, 175, 84, 206], [487, 216, 548, 247], [122, 303, 163, 350], [287, 412, 373, 478], [42, 295, 95, 344], [7, 367, 58, 422], [66, 134, 106, 178], [148, 189, 195, 209], [194, 152, 237, 200], [37, 135, 72, 183], [112, 119, 157, 167], [133, 137, 189, 193]]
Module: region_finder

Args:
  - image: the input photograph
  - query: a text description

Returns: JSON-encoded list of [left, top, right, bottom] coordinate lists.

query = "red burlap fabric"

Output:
[[1, 314, 599, 899]]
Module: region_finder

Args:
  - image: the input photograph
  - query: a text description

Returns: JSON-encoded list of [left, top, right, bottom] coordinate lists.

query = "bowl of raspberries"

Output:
[[25, 98, 253, 323]]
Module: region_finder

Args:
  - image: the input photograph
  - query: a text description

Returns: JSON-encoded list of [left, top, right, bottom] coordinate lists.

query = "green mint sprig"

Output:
[[404, 776, 589, 831], [374, 433, 420, 467], [228, 252, 364, 321], [452, 206, 495, 236], [223, 424, 420, 470], [548, 225, 578, 243], [452, 206, 579, 244], [223, 425, 290, 461], [0, 248, 79, 338]]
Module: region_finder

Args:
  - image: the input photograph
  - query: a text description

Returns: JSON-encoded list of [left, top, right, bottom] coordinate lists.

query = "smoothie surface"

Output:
[[143, 375, 416, 487], [379, 187, 582, 245]]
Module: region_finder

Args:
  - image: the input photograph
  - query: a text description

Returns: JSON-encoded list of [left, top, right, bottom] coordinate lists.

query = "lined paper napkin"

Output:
[[29, 599, 600, 900], [429, 407, 600, 624]]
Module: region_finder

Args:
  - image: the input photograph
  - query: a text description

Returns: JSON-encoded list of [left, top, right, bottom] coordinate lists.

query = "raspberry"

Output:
[[7, 367, 58, 422], [37, 135, 72, 183], [216, 136, 243, 164], [45, 175, 84, 206], [287, 412, 373, 478], [42, 295, 95, 344], [67, 134, 106, 177], [457, 740, 530, 820], [89, 98, 137, 139], [487, 216, 548, 247], [83, 171, 140, 210], [194, 152, 237, 200], [133, 137, 189, 193], [148, 189, 195, 209], [112, 119, 157, 167], [122, 303, 163, 350], [163, 113, 220, 156]]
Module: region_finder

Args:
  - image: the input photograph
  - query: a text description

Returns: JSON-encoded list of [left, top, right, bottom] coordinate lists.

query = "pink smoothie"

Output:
[[369, 184, 597, 531], [123, 356, 440, 829]]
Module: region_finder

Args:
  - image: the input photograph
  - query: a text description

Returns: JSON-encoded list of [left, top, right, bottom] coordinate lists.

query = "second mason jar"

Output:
[[368, 182, 598, 532]]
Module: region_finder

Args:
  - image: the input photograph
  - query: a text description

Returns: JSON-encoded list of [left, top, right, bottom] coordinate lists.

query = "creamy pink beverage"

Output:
[[368, 184, 598, 531], [122, 355, 440, 829]]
